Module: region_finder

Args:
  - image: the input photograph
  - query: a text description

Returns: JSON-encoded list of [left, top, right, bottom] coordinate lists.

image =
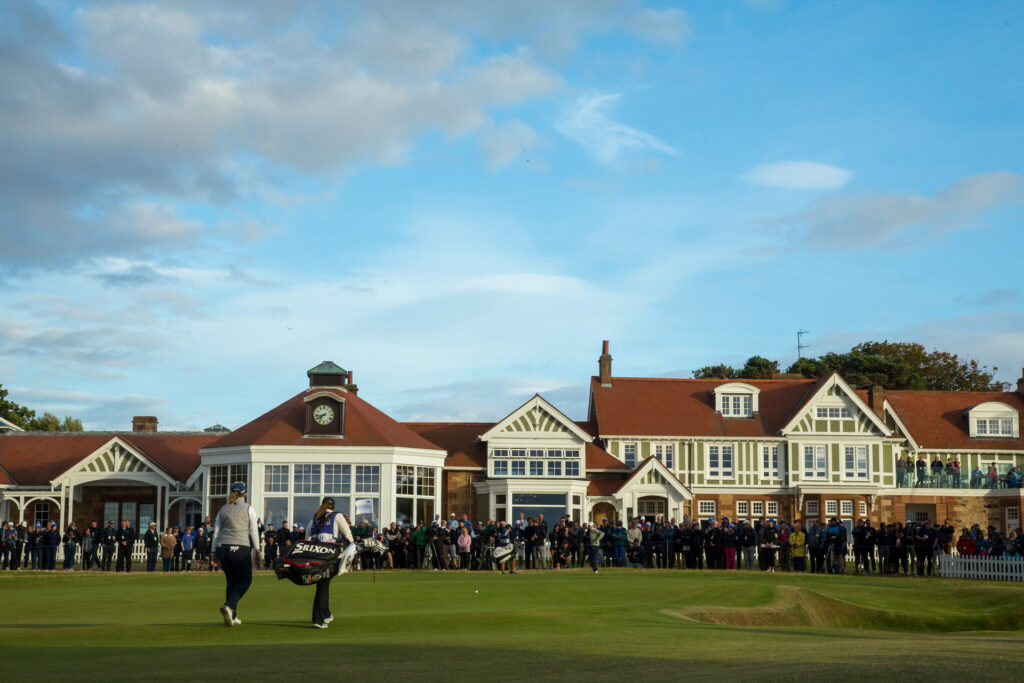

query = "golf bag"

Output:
[[273, 539, 342, 586], [492, 543, 515, 564]]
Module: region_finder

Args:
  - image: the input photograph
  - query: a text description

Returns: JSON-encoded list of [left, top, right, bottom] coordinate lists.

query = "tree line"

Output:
[[692, 341, 1008, 391], [0, 384, 83, 431]]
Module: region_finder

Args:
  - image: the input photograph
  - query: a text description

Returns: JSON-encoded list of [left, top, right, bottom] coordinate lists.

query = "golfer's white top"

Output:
[[307, 511, 355, 545]]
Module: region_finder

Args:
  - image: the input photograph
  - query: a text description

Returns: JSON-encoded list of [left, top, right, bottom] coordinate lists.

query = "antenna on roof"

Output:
[[797, 330, 810, 360]]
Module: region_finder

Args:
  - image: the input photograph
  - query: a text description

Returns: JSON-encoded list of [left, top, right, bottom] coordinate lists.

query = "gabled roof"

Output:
[[480, 394, 594, 443], [615, 455, 691, 499], [0, 432, 218, 486], [885, 390, 1024, 452], [208, 388, 442, 451], [0, 416, 24, 432], [589, 376, 821, 437], [779, 371, 891, 436], [403, 422, 491, 468]]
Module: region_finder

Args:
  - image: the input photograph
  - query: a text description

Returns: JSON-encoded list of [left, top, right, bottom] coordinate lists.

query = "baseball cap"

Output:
[[230, 481, 246, 495], [321, 496, 335, 508]]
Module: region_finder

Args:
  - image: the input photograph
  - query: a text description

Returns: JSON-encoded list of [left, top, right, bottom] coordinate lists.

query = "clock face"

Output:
[[313, 404, 335, 426]]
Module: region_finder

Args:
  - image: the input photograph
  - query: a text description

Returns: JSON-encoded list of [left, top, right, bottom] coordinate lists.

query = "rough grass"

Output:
[[3, 568, 1024, 682]]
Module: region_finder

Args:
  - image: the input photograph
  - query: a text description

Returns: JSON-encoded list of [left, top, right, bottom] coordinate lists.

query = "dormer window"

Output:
[[967, 402, 1019, 439], [713, 383, 759, 418], [722, 395, 752, 417]]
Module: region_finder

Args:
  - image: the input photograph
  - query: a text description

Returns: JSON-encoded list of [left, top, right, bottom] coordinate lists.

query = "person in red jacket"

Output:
[[955, 528, 977, 556]]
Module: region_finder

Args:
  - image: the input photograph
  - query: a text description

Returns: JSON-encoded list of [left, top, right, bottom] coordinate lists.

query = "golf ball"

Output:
[[474, 590, 479, 594]]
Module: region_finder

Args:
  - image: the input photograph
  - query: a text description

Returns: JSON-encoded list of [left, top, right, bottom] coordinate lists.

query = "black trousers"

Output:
[[101, 546, 114, 571], [116, 545, 132, 572], [217, 545, 253, 616], [313, 576, 332, 624]]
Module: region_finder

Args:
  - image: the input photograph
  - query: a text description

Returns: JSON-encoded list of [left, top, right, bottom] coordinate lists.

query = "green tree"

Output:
[[0, 383, 36, 429], [786, 341, 1009, 390], [737, 355, 780, 380], [0, 384, 84, 431], [692, 364, 736, 379]]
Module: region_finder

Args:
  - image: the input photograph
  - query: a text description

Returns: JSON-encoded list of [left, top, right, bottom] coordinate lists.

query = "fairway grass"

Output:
[[3, 569, 1024, 681]]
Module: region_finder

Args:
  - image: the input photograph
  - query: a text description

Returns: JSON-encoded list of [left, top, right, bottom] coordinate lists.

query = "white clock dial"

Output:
[[313, 404, 334, 425]]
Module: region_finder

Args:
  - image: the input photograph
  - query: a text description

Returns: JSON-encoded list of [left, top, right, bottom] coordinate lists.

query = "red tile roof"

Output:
[[585, 443, 630, 471], [403, 422, 490, 468], [589, 376, 821, 437], [208, 389, 443, 451], [588, 478, 624, 496], [886, 391, 1024, 451], [0, 433, 217, 486]]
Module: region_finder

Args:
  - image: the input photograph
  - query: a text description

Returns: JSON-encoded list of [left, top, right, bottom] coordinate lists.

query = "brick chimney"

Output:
[[1017, 368, 1024, 394], [132, 416, 158, 432], [598, 340, 613, 387], [345, 369, 359, 395], [867, 385, 885, 415]]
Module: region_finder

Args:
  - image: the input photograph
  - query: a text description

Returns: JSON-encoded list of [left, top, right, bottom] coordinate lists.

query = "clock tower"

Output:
[[303, 361, 348, 438]]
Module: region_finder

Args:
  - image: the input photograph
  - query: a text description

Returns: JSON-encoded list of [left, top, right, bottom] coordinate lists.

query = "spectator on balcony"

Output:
[[952, 458, 962, 488], [987, 464, 999, 489], [915, 457, 927, 487], [1008, 467, 1022, 488], [896, 456, 909, 487], [956, 528, 977, 556], [930, 456, 943, 486], [970, 465, 983, 488]]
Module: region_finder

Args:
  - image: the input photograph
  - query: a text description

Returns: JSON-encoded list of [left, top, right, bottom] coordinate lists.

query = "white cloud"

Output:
[[556, 92, 679, 163], [789, 171, 1024, 247], [742, 161, 853, 190], [624, 8, 694, 45], [478, 119, 541, 170]]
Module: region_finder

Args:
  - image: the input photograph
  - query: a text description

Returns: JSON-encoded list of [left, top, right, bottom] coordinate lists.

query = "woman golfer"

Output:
[[307, 496, 354, 629], [212, 481, 260, 627]]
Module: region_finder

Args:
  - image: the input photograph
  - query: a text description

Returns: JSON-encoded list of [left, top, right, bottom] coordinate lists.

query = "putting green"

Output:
[[3, 568, 1023, 681]]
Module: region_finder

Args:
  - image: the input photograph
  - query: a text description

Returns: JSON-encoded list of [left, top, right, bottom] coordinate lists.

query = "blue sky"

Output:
[[1, 1, 1022, 430]]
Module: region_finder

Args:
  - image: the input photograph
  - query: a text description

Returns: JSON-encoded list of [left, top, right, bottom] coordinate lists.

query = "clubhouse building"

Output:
[[2, 345, 1023, 536]]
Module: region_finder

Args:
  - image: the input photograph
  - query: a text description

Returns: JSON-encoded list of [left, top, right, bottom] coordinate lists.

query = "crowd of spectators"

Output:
[[3, 512, 1022, 579], [895, 457, 1024, 490]]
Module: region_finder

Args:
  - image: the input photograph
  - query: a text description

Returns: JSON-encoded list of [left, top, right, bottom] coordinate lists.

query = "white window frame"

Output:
[[766, 501, 779, 517], [736, 501, 749, 517], [654, 443, 675, 470], [825, 500, 838, 516], [840, 500, 853, 517], [564, 460, 580, 477], [751, 500, 764, 517], [698, 500, 716, 517], [802, 444, 828, 479], [843, 445, 869, 480], [805, 500, 820, 517], [707, 444, 735, 479], [721, 394, 753, 418], [859, 501, 868, 517], [623, 443, 638, 469], [816, 406, 853, 419], [761, 444, 780, 479]]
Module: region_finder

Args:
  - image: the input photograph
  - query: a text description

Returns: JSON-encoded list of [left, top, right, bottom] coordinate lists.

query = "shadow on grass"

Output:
[[5, 642, 1024, 682]]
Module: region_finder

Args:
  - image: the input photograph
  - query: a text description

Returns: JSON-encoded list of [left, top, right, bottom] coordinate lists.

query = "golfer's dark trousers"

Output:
[[313, 576, 332, 624], [217, 545, 253, 617]]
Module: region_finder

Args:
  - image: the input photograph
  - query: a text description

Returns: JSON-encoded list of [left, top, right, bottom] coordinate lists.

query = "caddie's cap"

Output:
[[230, 481, 246, 495]]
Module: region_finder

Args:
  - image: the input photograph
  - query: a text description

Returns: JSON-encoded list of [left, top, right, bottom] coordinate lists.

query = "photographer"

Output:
[[761, 519, 780, 574]]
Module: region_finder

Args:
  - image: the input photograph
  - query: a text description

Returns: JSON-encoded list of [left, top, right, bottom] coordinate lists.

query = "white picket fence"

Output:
[[938, 553, 1024, 582]]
